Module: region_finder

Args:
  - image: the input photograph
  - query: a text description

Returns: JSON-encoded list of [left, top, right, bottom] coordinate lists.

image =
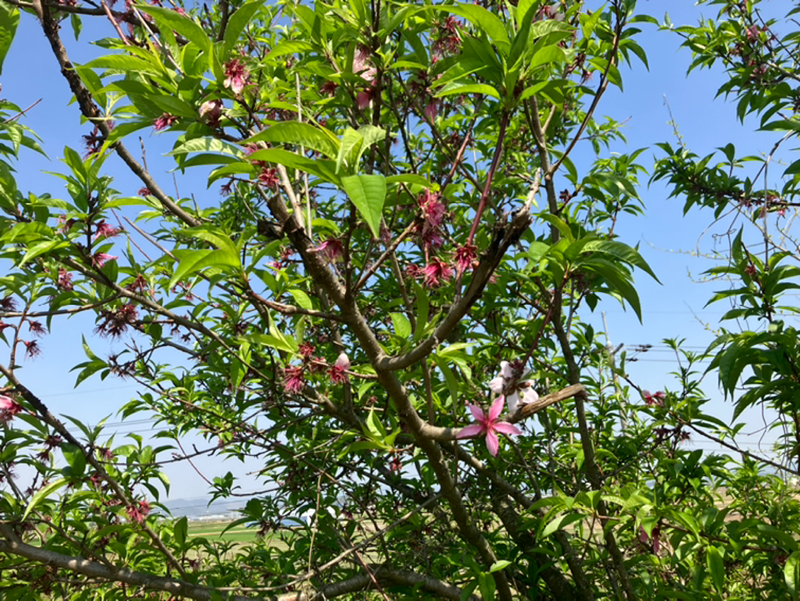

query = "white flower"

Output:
[[489, 360, 539, 413]]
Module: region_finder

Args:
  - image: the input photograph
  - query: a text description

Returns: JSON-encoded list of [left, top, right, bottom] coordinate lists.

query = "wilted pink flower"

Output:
[[643, 390, 665, 407], [153, 113, 178, 131], [283, 366, 304, 394], [320, 80, 338, 96], [329, 352, 350, 384], [199, 99, 224, 128], [453, 244, 478, 275], [424, 101, 438, 121], [421, 257, 453, 288], [28, 321, 46, 337], [405, 263, 422, 280], [93, 252, 117, 268], [457, 396, 522, 456], [418, 191, 446, 229], [95, 304, 138, 339], [298, 342, 316, 358], [57, 269, 73, 291], [94, 220, 122, 240], [639, 525, 661, 554], [137, 187, 152, 197], [56, 214, 77, 234], [224, 59, 251, 94], [22, 340, 41, 359], [312, 238, 344, 263], [126, 499, 151, 524], [258, 167, 280, 189]]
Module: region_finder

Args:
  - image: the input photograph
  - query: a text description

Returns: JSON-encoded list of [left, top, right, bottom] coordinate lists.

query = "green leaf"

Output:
[[490, 560, 512, 573], [432, 4, 510, 53], [85, 54, 164, 76], [170, 137, 244, 158], [706, 546, 725, 593], [168, 249, 241, 289], [247, 122, 339, 158], [785, 550, 800, 601], [390, 312, 411, 339], [62, 443, 87, 478], [223, 0, 267, 59], [336, 128, 364, 174], [541, 512, 585, 538], [22, 479, 68, 522], [149, 95, 198, 119], [174, 516, 188, 549], [579, 240, 660, 282], [246, 331, 298, 354], [139, 6, 212, 54], [341, 174, 386, 238], [0, 3, 19, 76], [289, 289, 313, 310], [434, 83, 501, 100], [247, 148, 340, 184]]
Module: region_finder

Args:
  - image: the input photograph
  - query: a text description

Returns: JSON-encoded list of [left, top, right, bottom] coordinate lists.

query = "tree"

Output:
[[0, 0, 799, 598]]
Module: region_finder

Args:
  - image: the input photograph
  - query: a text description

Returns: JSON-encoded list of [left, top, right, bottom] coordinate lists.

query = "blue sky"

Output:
[[1, 1, 794, 499]]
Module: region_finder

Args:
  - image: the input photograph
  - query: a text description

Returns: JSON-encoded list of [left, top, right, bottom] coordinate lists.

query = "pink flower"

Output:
[[453, 244, 478, 275], [353, 47, 377, 82], [0, 395, 22, 418], [488, 360, 539, 413], [199, 99, 224, 128], [418, 190, 446, 229], [153, 113, 178, 131], [643, 390, 665, 407], [457, 396, 521, 456], [329, 352, 350, 384], [94, 220, 122, 240], [224, 59, 251, 94], [56, 269, 73, 291], [421, 257, 453, 288], [283, 366, 304, 394], [357, 89, 375, 110], [312, 238, 344, 263], [424, 101, 438, 121], [93, 252, 118, 268], [258, 167, 280, 189], [137, 187, 152, 197], [126, 499, 151, 524]]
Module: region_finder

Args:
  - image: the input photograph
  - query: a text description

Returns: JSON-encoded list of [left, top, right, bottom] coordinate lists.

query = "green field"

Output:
[[187, 520, 261, 544]]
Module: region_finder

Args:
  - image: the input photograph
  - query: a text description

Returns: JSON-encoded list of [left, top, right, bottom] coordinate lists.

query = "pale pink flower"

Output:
[[489, 360, 539, 413], [329, 352, 350, 384], [199, 99, 224, 128], [224, 59, 250, 94], [424, 101, 438, 121], [457, 396, 521, 456]]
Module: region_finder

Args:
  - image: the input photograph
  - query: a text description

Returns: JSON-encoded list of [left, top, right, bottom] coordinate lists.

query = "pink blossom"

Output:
[[456, 396, 522, 456], [312, 238, 344, 263], [421, 257, 453, 288], [94, 220, 122, 240], [93, 252, 118, 268], [0, 395, 22, 418], [357, 89, 375, 110], [453, 244, 478, 275], [258, 167, 280, 189], [643, 390, 665, 407], [199, 99, 224, 128], [126, 499, 151, 524], [153, 113, 178, 131], [137, 187, 152, 197], [424, 101, 438, 121], [283, 366, 304, 394], [418, 190, 446, 229], [329, 352, 350, 384], [353, 47, 377, 82], [57, 269, 74, 291], [224, 59, 251, 94], [489, 360, 539, 413]]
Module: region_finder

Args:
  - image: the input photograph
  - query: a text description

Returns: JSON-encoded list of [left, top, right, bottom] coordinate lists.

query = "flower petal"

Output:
[[521, 387, 539, 405], [485, 430, 499, 456], [488, 376, 505, 394], [506, 392, 520, 413], [457, 423, 485, 439], [488, 395, 505, 421], [493, 422, 522, 436], [468, 403, 485, 422], [500, 361, 513, 379]]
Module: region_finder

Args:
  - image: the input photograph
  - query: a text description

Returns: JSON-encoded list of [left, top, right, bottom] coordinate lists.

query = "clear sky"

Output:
[[0, 1, 793, 500]]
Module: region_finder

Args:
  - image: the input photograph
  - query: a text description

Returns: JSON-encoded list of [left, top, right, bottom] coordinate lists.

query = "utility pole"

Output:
[[602, 312, 627, 430]]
